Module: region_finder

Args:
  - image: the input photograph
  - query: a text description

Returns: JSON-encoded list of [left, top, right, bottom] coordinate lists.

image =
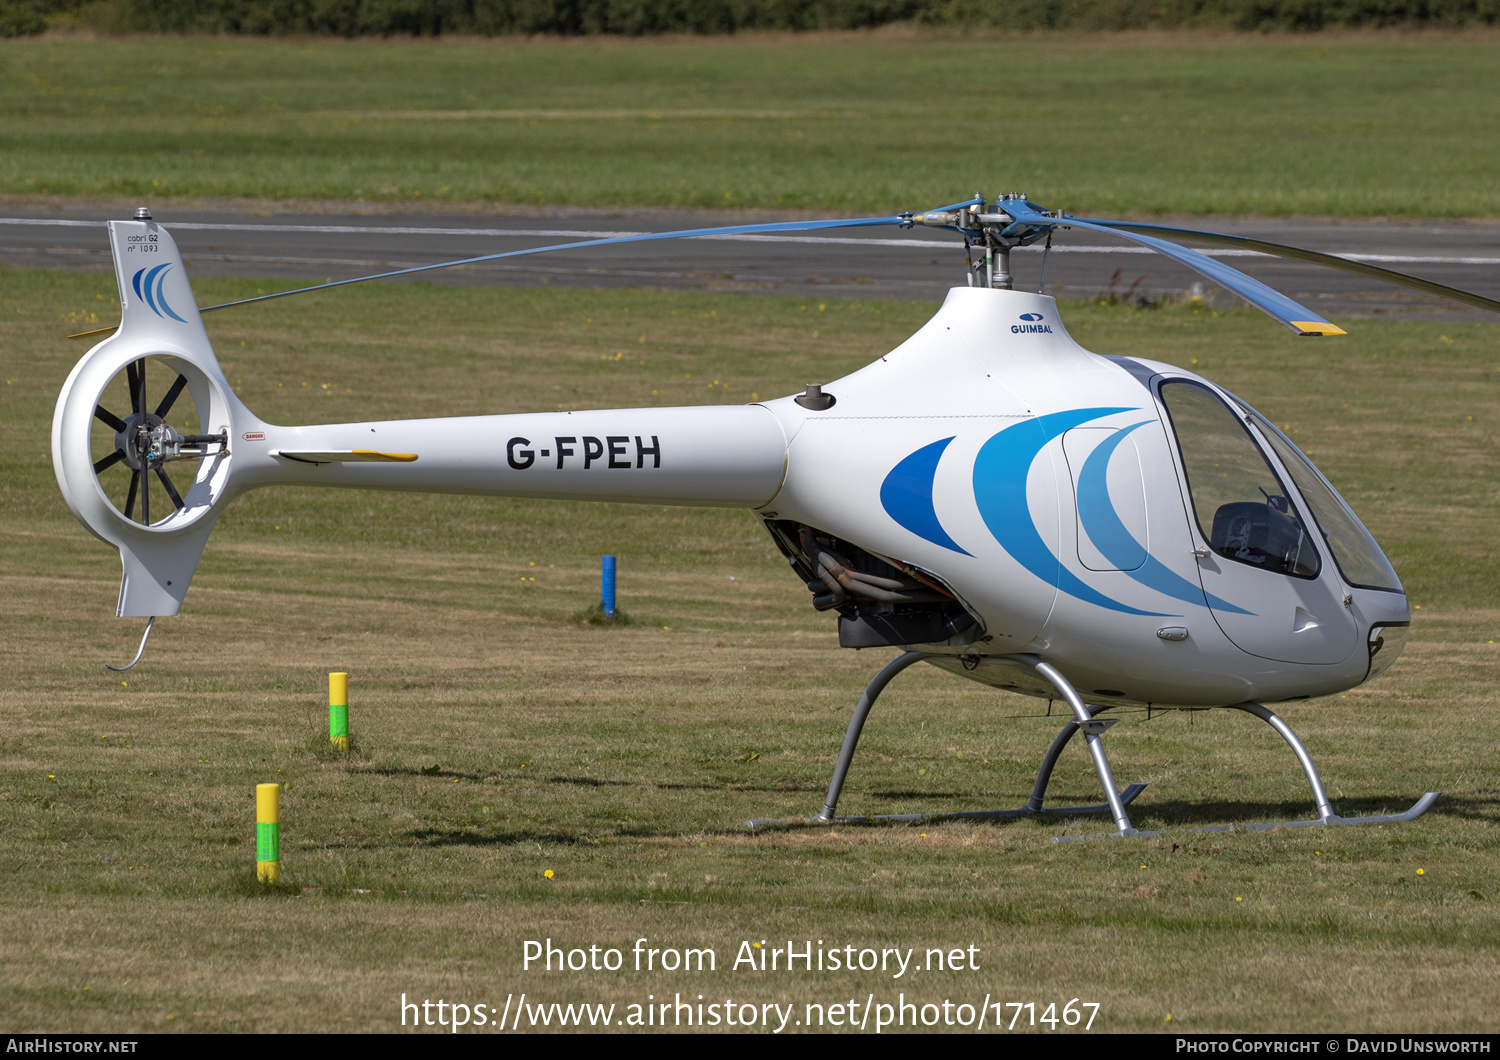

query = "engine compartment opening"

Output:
[[761, 519, 985, 650]]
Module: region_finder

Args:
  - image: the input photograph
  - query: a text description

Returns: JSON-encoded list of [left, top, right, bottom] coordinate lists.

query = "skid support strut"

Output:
[[747, 654, 1440, 837], [1056, 701, 1441, 841], [746, 652, 1144, 831]]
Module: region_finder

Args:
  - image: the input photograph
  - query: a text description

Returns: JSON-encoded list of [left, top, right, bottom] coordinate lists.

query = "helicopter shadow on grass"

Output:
[[331, 795, 1492, 851], [868, 789, 970, 800], [1043, 793, 1496, 831], [547, 774, 825, 795], [397, 822, 748, 847], [344, 764, 489, 781], [318, 784, 1496, 850], [340, 766, 824, 795], [727, 790, 1494, 833]]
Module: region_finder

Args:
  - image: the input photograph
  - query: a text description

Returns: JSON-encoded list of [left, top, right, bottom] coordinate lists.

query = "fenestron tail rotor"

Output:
[[88, 355, 221, 528]]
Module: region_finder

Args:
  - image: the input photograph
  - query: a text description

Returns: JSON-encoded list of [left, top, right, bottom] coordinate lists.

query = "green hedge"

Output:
[[925, 0, 1500, 28], [2, 0, 77, 35], [5, 0, 1498, 36], [128, 0, 932, 35]]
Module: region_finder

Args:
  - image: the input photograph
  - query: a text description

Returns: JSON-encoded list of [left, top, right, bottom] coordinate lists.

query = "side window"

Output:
[[1160, 381, 1320, 579]]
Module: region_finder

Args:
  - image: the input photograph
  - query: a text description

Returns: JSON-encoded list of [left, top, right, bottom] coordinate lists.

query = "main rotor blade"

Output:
[[60, 198, 982, 337], [1072, 218, 1500, 316], [155, 373, 188, 419], [93, 449, 126, 474], [154, 467, 184, 510], [94, 405, 126, 432], [195, 213, 928, 314], [1000, 201, 1343, 336]]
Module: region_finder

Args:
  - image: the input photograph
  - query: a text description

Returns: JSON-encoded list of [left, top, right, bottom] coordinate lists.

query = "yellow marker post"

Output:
[[329, 671, 349, 752], [256, 783, 280, 883]]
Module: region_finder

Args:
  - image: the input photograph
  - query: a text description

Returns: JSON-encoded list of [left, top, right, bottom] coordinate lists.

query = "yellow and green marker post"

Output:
[[329, 671, 349, 752], [256, 783, 280, 883]]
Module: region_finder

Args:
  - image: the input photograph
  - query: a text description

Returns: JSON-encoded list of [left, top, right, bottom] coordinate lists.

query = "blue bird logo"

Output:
[[131, 264, 188, 323]]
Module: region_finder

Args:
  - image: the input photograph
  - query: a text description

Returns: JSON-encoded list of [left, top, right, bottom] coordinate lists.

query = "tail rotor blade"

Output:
[[132, 359, 147, 419], [124, 470, 139, 521], [154, 467, 184, 511], [94, 405, 127, 432], [93, 449, 126, 474], [155, 373, 188, 419]]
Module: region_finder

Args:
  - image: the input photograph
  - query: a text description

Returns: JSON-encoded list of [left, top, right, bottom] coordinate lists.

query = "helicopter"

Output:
[[52, 195, 1500, 839]]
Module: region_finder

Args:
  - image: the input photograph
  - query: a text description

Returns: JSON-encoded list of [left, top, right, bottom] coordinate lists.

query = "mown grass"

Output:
[[5, 32, 1500, 216], [2, 268, 1498, 1032]]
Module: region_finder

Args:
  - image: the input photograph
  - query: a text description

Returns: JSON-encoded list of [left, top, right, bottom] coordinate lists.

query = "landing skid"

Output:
[[1054, 701, 1440, 842], [747, 652, 1439, 839]]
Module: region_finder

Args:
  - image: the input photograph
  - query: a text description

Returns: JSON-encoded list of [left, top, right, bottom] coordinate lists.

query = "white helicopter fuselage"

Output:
[[53, 222, 1408, 709], [765, 287, 1408, 706]]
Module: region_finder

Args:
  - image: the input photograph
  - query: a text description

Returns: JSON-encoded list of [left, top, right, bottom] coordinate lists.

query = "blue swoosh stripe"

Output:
[[131, 267, 145, 304], [973, 408, 1172, 617], [153, 265, 188, 323], [880, 437, 972, 556], [1077, 423, 1254, 615], [1076, 423, 1150, 571], [141, 263, 170, 316]]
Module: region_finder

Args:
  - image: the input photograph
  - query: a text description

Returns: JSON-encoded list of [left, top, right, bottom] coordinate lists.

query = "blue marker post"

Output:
[[601, 555, 617, 622]]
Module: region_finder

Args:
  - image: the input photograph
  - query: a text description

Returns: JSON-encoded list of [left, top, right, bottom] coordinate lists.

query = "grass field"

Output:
[[2, 267, 1498, 1032], [6, 31, 1500, 216]]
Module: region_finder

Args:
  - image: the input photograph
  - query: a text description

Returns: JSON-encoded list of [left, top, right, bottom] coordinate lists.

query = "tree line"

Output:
[[5, 0, 1498, 37]]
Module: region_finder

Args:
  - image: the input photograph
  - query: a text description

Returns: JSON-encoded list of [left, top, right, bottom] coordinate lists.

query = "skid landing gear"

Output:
[[746, 652, 1439, 839], [748, 651, 1144, 833], [1060, 701, 1441, 842]]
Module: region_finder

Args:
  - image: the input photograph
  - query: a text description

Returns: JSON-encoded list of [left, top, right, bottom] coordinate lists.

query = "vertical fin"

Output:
[[107, 220, 212, 345]]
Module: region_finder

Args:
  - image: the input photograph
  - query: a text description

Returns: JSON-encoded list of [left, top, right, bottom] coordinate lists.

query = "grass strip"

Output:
[[1, 268, 1497, 1031], [4, 33, 1500, 215]]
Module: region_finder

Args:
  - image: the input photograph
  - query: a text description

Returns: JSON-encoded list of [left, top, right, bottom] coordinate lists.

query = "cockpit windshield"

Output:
[[1160, 381, 1320, 579], [1241, 409, 1403, 593]]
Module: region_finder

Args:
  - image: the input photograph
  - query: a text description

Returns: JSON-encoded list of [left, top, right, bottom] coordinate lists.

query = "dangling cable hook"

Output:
[[105, 617, 155, 672]]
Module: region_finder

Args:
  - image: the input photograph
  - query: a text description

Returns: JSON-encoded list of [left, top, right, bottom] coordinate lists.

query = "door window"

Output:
[[1160, 381, 1320, 579], [1244, 412, 1402, 592]]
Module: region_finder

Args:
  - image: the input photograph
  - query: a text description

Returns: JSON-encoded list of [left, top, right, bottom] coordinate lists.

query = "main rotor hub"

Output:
[[913, 195, 1059, 291]]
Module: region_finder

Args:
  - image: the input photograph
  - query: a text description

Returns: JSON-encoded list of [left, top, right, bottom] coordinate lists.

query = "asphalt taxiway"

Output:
[[4, 201, 1497, 321]]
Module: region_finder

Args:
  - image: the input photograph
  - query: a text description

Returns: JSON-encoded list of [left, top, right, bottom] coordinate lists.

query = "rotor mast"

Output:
[[915, 193, 1050, 291]]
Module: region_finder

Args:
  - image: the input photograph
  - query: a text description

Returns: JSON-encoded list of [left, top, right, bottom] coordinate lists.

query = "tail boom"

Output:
[[239, 405, 788, 508]]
